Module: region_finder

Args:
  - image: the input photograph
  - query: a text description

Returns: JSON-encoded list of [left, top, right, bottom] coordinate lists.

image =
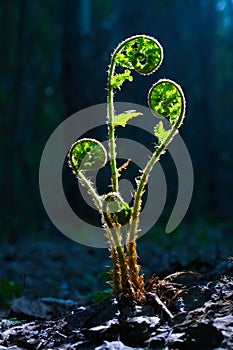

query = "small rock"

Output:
[[10, 296, 50, 320]]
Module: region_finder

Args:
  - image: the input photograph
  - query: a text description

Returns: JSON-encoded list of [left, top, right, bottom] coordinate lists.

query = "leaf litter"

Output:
[[0, 238, 232, 349]]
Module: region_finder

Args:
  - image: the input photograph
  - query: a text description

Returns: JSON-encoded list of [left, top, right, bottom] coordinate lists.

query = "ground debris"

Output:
[[0, 276, 232, 349], [1, 238, 233, 349], [95, 340, 144, 350]]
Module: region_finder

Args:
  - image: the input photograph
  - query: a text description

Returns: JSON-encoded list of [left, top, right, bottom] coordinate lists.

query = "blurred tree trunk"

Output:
[[62, 0, 92, 116], [216, 0, 233, 219], [197, 0, 219, 216], [1, 0, 29, 237]]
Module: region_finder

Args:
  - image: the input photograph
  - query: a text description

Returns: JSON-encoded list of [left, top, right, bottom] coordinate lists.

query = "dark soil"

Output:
[[0, 226, 233, 349]]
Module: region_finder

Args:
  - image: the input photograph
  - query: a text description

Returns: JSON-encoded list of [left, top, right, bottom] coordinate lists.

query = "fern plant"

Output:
[[68, 35, 186, 304]]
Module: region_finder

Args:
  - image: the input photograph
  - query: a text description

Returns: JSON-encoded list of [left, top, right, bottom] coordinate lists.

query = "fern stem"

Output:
[[109, 247, 122, 294], [115, 228, 129, 289], [126, 127, 179, 289], [107, 226, 129, 293], [128, 126, 178, 244], [107, 36, 147, 192], [127, 241, 144, 291], [107, 60, 118, 192], [117, 248, 128, 290], [76, 171, 102, 211]]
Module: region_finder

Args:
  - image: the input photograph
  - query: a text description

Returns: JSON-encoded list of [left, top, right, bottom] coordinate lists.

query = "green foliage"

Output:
[[113, 110, 143, 127], [0, 279, 21, 307], [110, 69, 133, 90], [103, 192, 132, 227], [148, 79, 185, 125], [154, 121, 171, 146], [68, 34, 186, 301], [69, 138, 107, 172], [91, 288, 112, 302], [114, 35, 163, 75]]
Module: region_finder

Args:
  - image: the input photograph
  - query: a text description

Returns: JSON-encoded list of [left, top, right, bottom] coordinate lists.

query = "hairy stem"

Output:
[[109, 247, 122, 294], [116, 243, 129, 291], [129, 126, 178, 244], [107, 60, 118, 192], [127, 241, 144, 292], [107, 35, 149, 192], [105, 225, 129, 293], [76, 171, 103, 211], [126, 126, 180, 289]]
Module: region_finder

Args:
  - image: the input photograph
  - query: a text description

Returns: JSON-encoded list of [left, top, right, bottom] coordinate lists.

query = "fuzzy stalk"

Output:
[[107, 37, 143, 294], [107, 59, 118, 193], [127, 241, 145, 292], [129, 126, 178, 243], [105, 224, 129, 293], [126, 126, 179, 288], [107, 36, 145, 192], [76, 171, 103, 211], [109, 247, 123, 294], [129, 88, 185, 246], [115, 228, 129, 290]]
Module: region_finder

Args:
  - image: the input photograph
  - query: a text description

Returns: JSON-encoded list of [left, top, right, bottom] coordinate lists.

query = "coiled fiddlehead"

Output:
[[68, 138, 107, 211], [148, 79, 185, 127], [69, 138, 107, 172], [102, 192, 131, 228]]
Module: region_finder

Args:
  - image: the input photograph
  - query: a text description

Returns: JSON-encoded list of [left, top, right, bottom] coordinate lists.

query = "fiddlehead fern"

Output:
[[106, 36, 164, 297], [68, 34, 186, 302], [107, 35, 163, 193], [126, 80, 185, 292], [68, 138, 107, 211], [148, 79, 185, 127], [128, 80, 186, 250], [103, 192, 131, 228], [69, 138, 107, 172]]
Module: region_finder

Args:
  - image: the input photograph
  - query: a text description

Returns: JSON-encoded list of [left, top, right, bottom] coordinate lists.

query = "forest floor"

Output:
[[0, 222, 233, 349]]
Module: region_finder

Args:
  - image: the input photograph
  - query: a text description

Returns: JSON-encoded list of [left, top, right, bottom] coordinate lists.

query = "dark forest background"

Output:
[[0, 0, 233, 243]]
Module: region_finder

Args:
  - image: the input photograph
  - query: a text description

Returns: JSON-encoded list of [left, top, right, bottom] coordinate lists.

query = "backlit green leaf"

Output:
[[113, 110, 143, 127], [110, 69, 133, 90], [154, 121, 170, 145]]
